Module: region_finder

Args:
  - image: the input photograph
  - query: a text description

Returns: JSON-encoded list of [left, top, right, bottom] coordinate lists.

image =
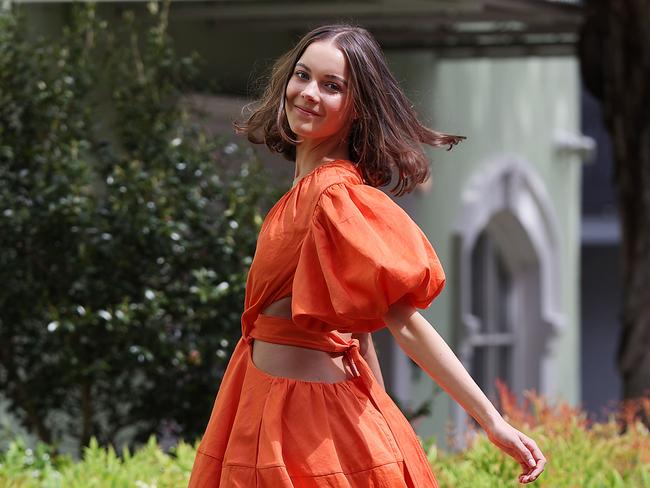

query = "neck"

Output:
[[293, 135, 350, 183]]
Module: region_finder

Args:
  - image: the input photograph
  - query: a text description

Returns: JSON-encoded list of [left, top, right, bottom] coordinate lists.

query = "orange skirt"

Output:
[[188, 337, 439, 487]]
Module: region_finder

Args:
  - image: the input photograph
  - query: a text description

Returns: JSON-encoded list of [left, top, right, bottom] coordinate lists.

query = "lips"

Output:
[[294, 105, 320, 116]]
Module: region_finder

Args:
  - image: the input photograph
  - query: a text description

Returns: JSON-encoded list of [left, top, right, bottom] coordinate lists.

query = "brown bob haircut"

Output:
[[234, 24, 466, 197]]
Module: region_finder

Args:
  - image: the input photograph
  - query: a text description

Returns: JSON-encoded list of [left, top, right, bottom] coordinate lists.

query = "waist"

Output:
[[251, 338, 358, 383], [249, 313, 354, 353]]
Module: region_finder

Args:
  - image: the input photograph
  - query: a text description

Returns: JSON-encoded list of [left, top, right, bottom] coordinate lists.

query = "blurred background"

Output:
[[1, 0, 646, 468]]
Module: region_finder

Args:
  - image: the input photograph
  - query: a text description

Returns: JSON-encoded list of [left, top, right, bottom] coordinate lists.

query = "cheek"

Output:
[[327, 96, 350, 121], [334, 91, 353, 112], [285, 79, 300, 101]]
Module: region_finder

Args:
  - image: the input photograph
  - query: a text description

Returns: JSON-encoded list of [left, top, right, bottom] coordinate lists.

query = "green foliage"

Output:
[[428, 385, 650, 487], [0, 2, 282, 456], [1, 390, 650, 487], [427, 421, 650, 487], [0, 435, 194, 487]]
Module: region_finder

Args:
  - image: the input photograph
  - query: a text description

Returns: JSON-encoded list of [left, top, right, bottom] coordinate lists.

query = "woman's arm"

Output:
[[352, 332, 385, 390], [383, 301, 501, 429], [383, 299, 546, 485]]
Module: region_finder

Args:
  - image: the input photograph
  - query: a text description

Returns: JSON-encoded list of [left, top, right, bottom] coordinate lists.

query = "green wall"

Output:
[[386, 51, 581, 446]]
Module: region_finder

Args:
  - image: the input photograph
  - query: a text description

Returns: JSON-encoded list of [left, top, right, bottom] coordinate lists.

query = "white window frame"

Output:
[[452, 156, 565, 445]]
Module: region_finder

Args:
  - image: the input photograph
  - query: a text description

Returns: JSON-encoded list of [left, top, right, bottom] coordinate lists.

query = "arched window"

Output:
[[453, 157, 565, 442]]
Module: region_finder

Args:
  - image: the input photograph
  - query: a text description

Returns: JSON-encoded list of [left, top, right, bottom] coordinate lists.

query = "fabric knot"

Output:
[[343, 340, 362, 378]]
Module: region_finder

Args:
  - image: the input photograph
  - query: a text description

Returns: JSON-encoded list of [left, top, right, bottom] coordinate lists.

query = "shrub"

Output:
[[0, 1, 282, 457], [426, 381, 650, 487], [0, 435, 195, 487], [1, 385, 649, 486]]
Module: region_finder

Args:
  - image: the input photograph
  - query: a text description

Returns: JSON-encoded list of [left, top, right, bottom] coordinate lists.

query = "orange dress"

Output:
[[188, 159, 446, 487]]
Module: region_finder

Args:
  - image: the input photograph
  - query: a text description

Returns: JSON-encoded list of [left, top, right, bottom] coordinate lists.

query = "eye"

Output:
[[294, 70, 308, 80], [325, 82, 341, 92]]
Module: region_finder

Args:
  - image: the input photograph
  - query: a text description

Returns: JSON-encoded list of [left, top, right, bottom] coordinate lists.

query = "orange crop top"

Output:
[[241, 159, 446, 353]]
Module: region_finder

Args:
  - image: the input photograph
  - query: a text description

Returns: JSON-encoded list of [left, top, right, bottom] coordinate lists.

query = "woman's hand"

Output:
[[382, 306, 546, 483], [484, 417, 547, 484]]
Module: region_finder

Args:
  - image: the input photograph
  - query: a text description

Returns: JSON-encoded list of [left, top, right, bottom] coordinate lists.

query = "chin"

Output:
[[289, 125, 319, 139]]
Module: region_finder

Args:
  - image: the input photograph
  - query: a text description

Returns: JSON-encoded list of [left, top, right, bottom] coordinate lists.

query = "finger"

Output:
[[527, 457, 547, 480], [519, 435, 547, 479], [513, 437, 537, 469], [503, 446, 534, 477], [520, 457, 547, 483], [520, 434, 546, 464], [498, 439, 534, 469]]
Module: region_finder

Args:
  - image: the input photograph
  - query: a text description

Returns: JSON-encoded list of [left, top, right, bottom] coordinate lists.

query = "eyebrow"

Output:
[[295, 62, 348, 86]]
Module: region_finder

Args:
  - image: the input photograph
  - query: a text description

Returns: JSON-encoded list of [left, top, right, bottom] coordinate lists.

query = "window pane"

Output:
[[496, 250, 512, 333], [472, 231, 513, 334], [470, 346, 486, 393], [471, 345, 513, 405], [469, 228, 515, 410], [496, 345, 512, 388], [471, 232, 487, 323]]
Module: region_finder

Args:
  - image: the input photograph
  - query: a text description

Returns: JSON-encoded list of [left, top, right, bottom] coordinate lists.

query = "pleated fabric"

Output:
[[188, 160, 445, 487], [189, 334, 439, 487], [292, 180, 446, 334]]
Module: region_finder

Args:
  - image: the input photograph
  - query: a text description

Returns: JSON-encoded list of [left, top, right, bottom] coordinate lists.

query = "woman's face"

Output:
[[285, 40, 353, 141]]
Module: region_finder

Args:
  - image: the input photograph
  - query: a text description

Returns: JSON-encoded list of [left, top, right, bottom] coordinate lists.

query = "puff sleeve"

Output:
[[291, 182, 446, 333]]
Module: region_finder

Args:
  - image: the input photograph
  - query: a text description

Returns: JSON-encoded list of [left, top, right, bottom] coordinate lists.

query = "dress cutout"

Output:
[[188, 159, 445, 487]]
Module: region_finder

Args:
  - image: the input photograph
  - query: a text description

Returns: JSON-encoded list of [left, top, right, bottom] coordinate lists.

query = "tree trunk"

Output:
[[578, 1, 650, 419]]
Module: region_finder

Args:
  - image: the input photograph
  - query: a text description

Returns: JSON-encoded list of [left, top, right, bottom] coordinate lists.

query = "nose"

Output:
[[301, 80, 318, 102]]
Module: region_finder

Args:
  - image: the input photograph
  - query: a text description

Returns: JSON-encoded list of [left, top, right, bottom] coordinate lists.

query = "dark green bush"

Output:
[[0, 1, 282, 457]]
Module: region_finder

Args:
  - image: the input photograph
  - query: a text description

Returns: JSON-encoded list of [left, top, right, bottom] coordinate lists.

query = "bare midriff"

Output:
[[252, 296, 357, 383]]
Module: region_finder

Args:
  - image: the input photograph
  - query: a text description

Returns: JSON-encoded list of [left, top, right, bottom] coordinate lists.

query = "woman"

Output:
[[189, 24, 546, 487]]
